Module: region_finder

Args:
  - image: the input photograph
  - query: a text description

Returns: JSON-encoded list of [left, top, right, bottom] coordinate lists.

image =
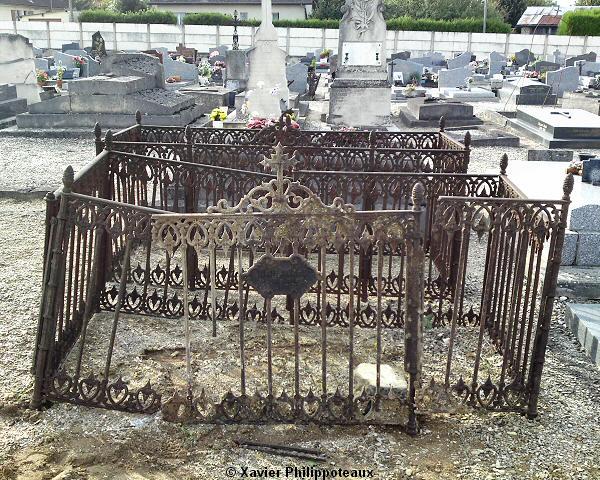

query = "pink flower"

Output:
[[209, 50, 219, 58]]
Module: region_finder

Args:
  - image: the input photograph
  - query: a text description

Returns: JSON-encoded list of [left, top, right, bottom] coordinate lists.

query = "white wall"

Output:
[[1, 20, 599, 59]]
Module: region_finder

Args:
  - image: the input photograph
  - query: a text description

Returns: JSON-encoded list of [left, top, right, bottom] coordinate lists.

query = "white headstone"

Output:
[[245, 0, 289, 119], [0, 34, 40, 104]]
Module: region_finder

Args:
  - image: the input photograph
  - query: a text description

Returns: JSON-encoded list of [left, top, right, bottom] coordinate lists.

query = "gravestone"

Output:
[[562, 92, 600, 115], [91, 31, 107, 58], [514, 49, 535, 66], [388, 59, 422, 85], [0, 84, 27, 125], [566, 52, 597, 67], [61, 42, 79, 53], [211, 45, 229, 58], [531, 60, 560, 74], [391, 51, 410, 61], [581, 158, 600, 185], [34, 58, 49, 71], [225, 49, 247, 90], [489, 51, 507, 76], [286, 62, 308, 94], [156, 47, 198, 83], [581, 62, 600, 76], [399, 97, 481, 127], [17, 52, 204, 129], [0, 34, 40, 105], [516, 81, 556, 105], [447, 51, 471, 70], [245, 0, 289, 118], [552, 49, 565, 66], [328, 0, 390, 126], [438, 66, 470, 88], [546, 66, 579, 97], [54, 51, 100, 77]]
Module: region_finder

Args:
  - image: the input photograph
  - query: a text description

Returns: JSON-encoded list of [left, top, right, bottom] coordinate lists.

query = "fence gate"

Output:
[[149, 145, 426, 432]]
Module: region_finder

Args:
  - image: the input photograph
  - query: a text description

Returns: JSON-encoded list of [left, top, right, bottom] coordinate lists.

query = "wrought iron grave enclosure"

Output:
[[32, 119, 572, 434]]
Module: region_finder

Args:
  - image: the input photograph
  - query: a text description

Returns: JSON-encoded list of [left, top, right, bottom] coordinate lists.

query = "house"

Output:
[[0, 0, 68, 22], [516, 6, 564, 35], [148, 0, 313, 24]]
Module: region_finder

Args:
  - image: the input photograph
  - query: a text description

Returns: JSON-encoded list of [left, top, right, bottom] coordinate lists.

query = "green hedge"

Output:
[[184, 13, 510, 32], [558, 9, 600, 36], [79, 9, 177, 24], [386, 16, 511, 33], [79, 9, 510, 33]]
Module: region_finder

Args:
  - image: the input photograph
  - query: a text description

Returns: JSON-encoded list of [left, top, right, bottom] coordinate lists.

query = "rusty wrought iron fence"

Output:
[[32, 124, 571, 434], [102, 113, 470, 174]]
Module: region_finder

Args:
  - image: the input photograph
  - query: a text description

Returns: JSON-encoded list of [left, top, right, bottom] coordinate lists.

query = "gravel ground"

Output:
[[1, 113, 600, 479]]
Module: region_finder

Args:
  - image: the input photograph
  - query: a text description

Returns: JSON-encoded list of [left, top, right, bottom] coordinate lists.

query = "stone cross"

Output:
[[261, 0, 274, 29]]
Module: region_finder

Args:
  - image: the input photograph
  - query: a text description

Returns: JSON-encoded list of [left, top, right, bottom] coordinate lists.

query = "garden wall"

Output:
[[1, 20, 599, 60]]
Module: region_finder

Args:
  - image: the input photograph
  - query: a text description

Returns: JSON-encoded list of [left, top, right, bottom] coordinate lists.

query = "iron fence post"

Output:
[[31, 167, 74, 409], [526, 174, 573, 418]]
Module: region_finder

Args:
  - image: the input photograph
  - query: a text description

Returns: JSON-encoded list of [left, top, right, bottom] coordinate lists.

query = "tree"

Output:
[[115, 0, 148, 13], [526, 0, 556, 5], [575, 0, 600, 5], [495, 0, 527, 26]]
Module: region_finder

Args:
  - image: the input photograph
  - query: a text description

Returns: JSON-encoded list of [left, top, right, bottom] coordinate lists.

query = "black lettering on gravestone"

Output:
[[91, 31, 107, 58], [244, 254, 319, 299]]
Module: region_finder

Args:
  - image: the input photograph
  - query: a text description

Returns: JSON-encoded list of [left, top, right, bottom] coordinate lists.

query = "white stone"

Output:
[[244, 0, 289, 119], [0, 34, 40, 105], [353, 362, 407, 397]]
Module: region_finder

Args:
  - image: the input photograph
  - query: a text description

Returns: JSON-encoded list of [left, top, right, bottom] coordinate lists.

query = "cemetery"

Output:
[[1, 0, 600, 477]]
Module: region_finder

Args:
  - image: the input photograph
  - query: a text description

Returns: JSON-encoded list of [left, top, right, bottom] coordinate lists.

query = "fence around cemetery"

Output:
[[2, 20, 600, 60], [32, 120, 572, 432]]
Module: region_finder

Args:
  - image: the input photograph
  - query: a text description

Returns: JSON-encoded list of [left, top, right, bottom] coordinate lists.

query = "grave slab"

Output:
[[439, 87, 497, 102], [566, 304, 600, 365], [508, 107, 600, 148]]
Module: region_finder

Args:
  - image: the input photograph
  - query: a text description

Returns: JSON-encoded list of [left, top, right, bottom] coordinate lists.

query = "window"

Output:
[[239, 11, 248, 20], [272, 12, 280, 21]]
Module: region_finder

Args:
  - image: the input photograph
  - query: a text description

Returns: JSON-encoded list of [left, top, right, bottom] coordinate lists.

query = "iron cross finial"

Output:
[[260, 143, 297, 188], [233, 10, 239, 50]]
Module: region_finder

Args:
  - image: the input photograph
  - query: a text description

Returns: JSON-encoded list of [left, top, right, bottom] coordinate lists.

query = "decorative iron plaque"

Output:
[[244, 254, 318, 299]]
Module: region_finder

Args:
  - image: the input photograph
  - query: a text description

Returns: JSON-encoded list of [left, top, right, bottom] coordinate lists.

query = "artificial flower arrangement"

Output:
[[73, 56, 86, 68], [320, 48, 332, 59], [198, 60, 212, 78], [210, 107, 228, 121], [213, 60, 226, 73], [246, 113, 300, 130], [405, 83, 417, 94], [524, 70, 540, 79], [36, 69, 49, 85], [176, 55, 186, 63], [56, 65, 66, 81], [209, 50, 219, 59]]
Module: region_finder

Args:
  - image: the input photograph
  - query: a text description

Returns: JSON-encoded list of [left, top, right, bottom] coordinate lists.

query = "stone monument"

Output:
[[328, 0, 390, 126], [225, 10, 248, 91], [244, 0, 288, 118], [17, 52, 204, 129], [0, 34, 41, 105]]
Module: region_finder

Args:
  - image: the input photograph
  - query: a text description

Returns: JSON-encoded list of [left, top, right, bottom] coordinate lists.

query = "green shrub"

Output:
[[80, 9, 510, 32], [386, 17, 511, 33], [79, 8, 177, 24], [558, 9, 600, 36], [184, 13, 509, 32]]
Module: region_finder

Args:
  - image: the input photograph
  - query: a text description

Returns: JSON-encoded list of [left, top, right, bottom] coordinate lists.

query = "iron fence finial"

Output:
[[136, 110, 142, 125], [439, 116, 446, 132], [412, 182, 425, 211], [63, 166, 74, 193], [500, 153, 508, 175], [104, 129, 113, 151], [464, 131, 471, 149], [563, 173, 574, 201], [94, 122, 101, 140], [185, 125, 191, 143]]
